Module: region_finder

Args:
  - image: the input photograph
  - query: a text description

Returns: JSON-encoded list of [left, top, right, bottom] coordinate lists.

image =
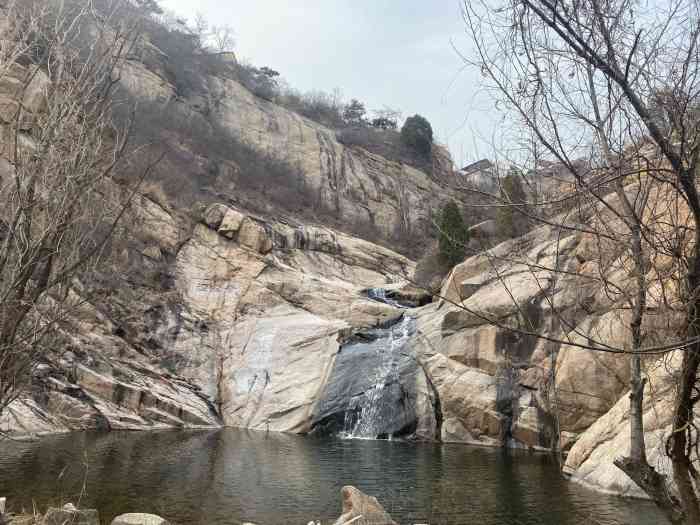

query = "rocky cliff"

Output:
[[118, 39, 461, 258], [0, 18, 692, 506]]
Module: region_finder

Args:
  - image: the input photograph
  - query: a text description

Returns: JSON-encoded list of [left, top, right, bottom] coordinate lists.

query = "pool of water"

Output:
[[0, 429, 666, 524]]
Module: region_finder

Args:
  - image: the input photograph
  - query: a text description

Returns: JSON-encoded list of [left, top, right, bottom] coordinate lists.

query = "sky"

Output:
[[159, 0, 499, 167]]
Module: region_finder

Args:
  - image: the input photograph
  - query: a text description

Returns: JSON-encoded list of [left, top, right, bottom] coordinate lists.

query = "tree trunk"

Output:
[[670, 257, 700, 524], [613, 221, 684, 522]]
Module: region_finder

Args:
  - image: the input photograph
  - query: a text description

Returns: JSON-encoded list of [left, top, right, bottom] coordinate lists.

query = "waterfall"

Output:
[[340, 315, 415, 439], [367, 287, 406, 309]]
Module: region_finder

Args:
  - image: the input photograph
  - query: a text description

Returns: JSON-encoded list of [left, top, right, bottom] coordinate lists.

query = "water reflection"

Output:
[[0, 429, 666, 524]]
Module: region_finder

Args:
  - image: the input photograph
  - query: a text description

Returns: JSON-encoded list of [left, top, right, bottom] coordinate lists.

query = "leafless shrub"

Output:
[[0, 0, 157, 420]]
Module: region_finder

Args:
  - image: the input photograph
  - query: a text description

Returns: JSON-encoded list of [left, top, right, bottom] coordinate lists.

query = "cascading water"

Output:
[[366, 287, 406, 309], [311, 313, 421, 440], [340, 315, 414, 439]]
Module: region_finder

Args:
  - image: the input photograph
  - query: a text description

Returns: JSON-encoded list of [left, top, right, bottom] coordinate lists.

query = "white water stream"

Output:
[[341, 315, 414, 439]]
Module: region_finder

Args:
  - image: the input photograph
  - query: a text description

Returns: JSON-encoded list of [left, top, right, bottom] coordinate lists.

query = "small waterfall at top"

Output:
[[367, 287, 406, 309], [340, 315, 415, 439]]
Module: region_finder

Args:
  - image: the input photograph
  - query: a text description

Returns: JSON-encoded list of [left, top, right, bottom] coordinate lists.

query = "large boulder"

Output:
[[564, 351, 697, 498], [333, 486, 397, 525], [218, 207, 246, 238], [554, 312, 631, 433], [238, 218, 272, 254]]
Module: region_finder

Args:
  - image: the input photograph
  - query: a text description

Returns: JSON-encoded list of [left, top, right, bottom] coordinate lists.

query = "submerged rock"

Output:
[[333, 486, 397, 525]]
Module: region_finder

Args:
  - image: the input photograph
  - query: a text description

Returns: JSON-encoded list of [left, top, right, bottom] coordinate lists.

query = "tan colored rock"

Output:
[[203, 203, 229, 230], [118, 61, 175, 102], [441, 417, 478, 443], [111, 513, 170, 525], [239, 218, 272, 254], [142, 245, 162, 260], [201, 75, 459, 247], [219, 307, 345, 432], [333, 486, 397, 525], [565, 352, 692, 498], [441, 324, 503, 374], [422, 353, 503, 446], [218, 207, 246, 238], [555, 312, 631, 432], [133, 195, 180, 252]]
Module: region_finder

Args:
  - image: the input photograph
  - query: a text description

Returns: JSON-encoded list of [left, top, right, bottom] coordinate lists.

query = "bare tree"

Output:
[[0, 0, 156, 422], [458, 0, 700, 521]]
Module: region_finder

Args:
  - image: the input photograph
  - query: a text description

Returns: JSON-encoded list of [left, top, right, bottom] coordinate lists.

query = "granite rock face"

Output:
[[410, 222, 632, 452], [0, 17, 692, 504], [2, 200, 415, 437], [116, 48, 461, 255]]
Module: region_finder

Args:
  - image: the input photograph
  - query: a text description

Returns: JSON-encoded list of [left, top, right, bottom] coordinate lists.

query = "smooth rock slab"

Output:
[[111, 514, 170, 525]]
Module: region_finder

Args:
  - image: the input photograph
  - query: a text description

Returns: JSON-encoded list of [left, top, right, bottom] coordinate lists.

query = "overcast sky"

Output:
[[159, 0, 499, 167]]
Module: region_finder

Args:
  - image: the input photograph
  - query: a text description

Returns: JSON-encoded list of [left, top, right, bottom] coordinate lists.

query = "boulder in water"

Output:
[[333, 486, 397, 525], [111, 514, 170, 525], [44, 504, 99, 525]]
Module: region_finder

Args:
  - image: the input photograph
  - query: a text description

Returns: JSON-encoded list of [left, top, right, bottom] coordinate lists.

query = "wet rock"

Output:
[[311, 317, 437, 440], [333, 486, 397, 525], [110, 513, 170, 525], [44, 504, 99, 525]]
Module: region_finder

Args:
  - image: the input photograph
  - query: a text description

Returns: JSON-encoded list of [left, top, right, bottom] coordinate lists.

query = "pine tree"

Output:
[[401, 114, 433, 158], [496, 172, 528, 239], [438, 201, 470, 266], [342, 99, 367, 126]]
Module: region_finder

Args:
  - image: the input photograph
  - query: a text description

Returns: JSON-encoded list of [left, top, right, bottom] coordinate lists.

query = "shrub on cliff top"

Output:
[[401, 114, 433, 158]]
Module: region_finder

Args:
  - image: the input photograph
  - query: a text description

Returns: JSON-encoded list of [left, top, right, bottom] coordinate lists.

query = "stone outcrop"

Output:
[[2, 190, 670, 501], [409, 223, 626, 451], [117, 49, 462, 254], [333, 486, 398, 525], [563, 351, 697, 498], [2, 199, 415, 438]]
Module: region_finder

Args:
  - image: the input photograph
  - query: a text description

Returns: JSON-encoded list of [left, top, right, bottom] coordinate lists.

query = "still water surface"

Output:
[[0, 429, 666, 524]]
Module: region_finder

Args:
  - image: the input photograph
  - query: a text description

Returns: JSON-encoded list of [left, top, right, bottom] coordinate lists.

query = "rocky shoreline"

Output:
[[2, 486, 399, 525]]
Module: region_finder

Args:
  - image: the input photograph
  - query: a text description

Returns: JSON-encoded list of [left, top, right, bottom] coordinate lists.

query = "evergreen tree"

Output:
[[401, 114, 433, 158], [438, 201, 470, 266], [342, 99, 367, 126], [496, 172, 528, 239]]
